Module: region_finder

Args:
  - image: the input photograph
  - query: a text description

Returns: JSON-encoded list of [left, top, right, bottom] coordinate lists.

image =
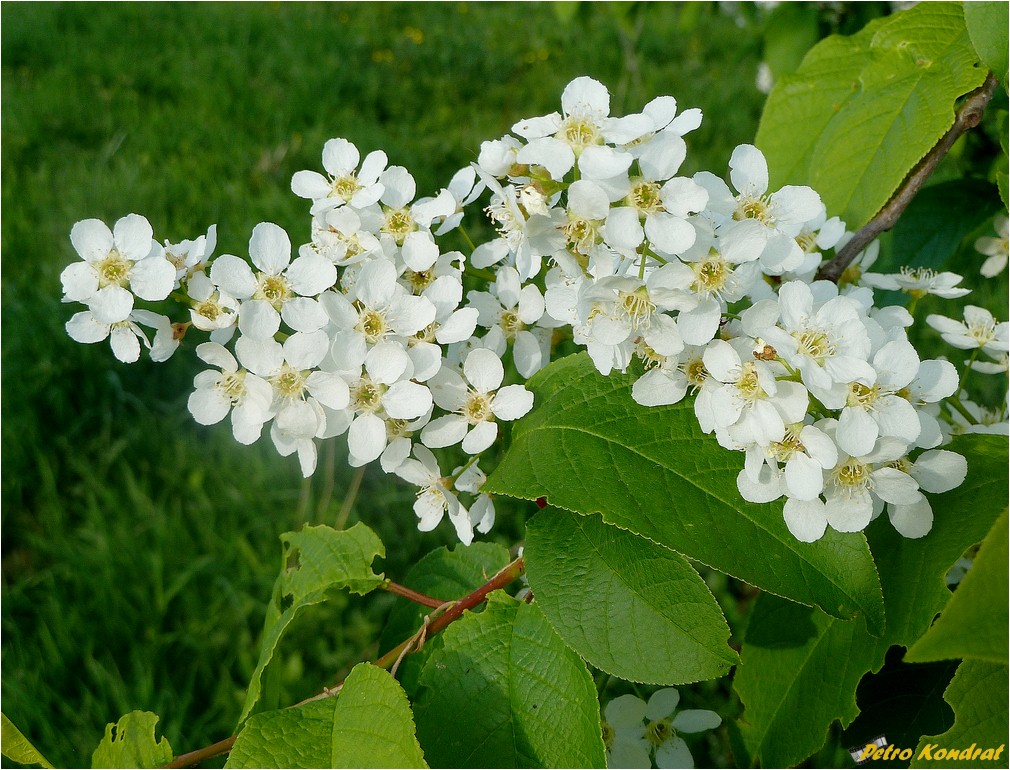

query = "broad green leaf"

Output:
[[239, 523, 385, 724], [912, 661, 1009, 767], [412, 592, 605, 768], [525, 508, 737, 684], [840, 656, 957, 768], [1, 714, 54, 769], [486, 353, 885, 634], [756, 3, 988, 227], [963, 2, 1009, 84], [91, 712, 172, 769], [733, 434, 1007, 767], [877, 180, 1002, 273], [227, 663, 427, 769], [906, 510, 1009, 665], [378, 541, 511, 696]]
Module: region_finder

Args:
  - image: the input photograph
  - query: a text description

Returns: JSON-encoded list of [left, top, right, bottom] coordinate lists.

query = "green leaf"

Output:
[[239, 523, 385, 724], [1, 714, 54, 769], [378, 541, 511, 696], [963, 2, 1009, 84], [486, 353, 885, 634], [877, 179, 1002, 273], [412, 592, 605, 768], [756, 2, 988, 227], [525, 508, 737, 684], [91, 712, 172, 769], [227, 663, 427, 769], [906, 510, 1009, 664], [912, 660, 1009, 767], [733, 434, 1007, 767]]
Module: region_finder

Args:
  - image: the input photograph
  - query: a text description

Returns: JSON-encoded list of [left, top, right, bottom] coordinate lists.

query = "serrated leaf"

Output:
[[1, 714, 54, 769], [525, 508, 737, 684], [486, 353, 885, 634], [239, 523, 385, 724], [912, 660, 1009, 767], [878, 180, 1002, 273], [412, 592, 605, 768], [756, 2, 987, 227], [91, 712, 172, 769], [378, 541, 511, 696], [906, 510, 1009, 665], [733, 434, 1007, 767], [963, 2, 1009, 85], [227, 663, 427, 769]]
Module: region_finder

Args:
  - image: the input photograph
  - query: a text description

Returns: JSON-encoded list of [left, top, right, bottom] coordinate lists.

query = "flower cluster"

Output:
[[60, 76, 1006, 544], [602, 688, 721, 769]]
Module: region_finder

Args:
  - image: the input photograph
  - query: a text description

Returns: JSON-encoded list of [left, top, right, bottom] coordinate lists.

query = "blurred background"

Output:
[[2, 2, 961, 767]]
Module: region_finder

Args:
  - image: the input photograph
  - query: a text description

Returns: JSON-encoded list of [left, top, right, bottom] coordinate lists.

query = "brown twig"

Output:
[[816, 72, 999, 284], [382, 580, 448, 609], [161, 556, 525, 768]]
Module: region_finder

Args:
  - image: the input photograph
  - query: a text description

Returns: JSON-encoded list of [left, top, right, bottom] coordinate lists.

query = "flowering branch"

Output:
[[817, 72, 999, 283], [161, 556, 525, 768]]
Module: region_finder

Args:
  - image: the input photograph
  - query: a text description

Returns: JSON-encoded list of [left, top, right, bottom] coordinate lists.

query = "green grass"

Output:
[[1, 3, 769, 766]]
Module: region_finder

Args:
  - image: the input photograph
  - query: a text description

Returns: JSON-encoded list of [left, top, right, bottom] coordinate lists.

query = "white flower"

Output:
[[162, 223, 217, 287], [211, 222, 336, 339], [602, 695, 651, 770], [975, 214, 1008, 278], [187, 342, 273, 444], [187, 272, 238, 334], [421, 348, 534, 454], [467, 266, 547, 377], [927, 306, 1009, 354], [737, 421, 838, 504], [65, 308, 171, 364], [291, 137, 387, 214], [62, 214, 175, 323], [643, 688, 722, 769], [394, 445, 472, 541], [862, 266, 970, 299]]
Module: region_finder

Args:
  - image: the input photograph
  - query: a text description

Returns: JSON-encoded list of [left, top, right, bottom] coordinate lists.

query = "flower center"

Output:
[[967, 317, 997, 346], [734, 195, 773, 225], [795, 230, 818, 254], [464, 391, 493, 424], [499, 309, 524, 339], [357, 308, 389, 344], [194, 299, 222, 321], [557, 116, 601, 152], [618, 287, 655, 329], [685, 358, 709, 389], [217, 370, 247, 402], [562, 214, 600, 254], [352, 377, 385, 413], [97, 249, 132, 287], [736, 361, 765, 401], [255, 273, 292, 308], [832, 458, 871, 493], [644, 718, 673, 748], [272, 365, 307, 399], [382, 207, 416, 245], [404, 269, 434, 293], [329, 173, 361, 201], [691, 252, 731, 296], [770, 423, 806, 462], [626, 179, 663, 215], [486, 192, 525, 249], [846, 382, 879, 409], [386, 418, 410, 440], [795, 328, 835, 362]]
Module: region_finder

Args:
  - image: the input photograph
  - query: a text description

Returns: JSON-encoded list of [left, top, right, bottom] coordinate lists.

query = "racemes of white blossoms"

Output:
[[60, 76, 1000, 545]]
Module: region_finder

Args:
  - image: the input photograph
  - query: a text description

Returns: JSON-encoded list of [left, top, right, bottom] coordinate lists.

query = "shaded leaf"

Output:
[[963, 2, 1009, 84], [486, 353, 884, 634], [912, 660, 1009, 767], [239, 523, 385, 724], [227, 663, 427, 769], [91, 712, 172, 769], [906, 510, 1009, 665], [412, 592, 605, 768], [525, 508, 736, 684]]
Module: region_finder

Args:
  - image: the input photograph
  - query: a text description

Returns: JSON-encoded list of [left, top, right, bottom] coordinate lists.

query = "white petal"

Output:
[[420, 414, 468, 448], [66, 311, 109, 343], [672, 709, 721, 733], [784, 453, 825, 501], [89, 285, 134, 324], [188, 387, 231, 425], [646, 687, 681, 720], [872, 467, 922, 505], [129, 257, 176, 301], [578, 145, 633, 179], [633, 369, 688, 407], [291, 170, 331, 199], [702, 340, 740, 383], [60, 261, 99, 302], [729, 144, 768, 196], [110, 326, 141, 363], [464, 348, 504, 393], [248, 222, 291, 274], [654, 737, 694, 770], [306, 372, 350, 410], [783, 498, 828, 542], [836, 406, 878, 458], [462, 420, 498, 454], [887, 499, 933, 539], [284, 329, 329, 369], [321, 137, 359, 176], [347, 412, 386, 464], [383, 381, 433, 420], [435, 308, 479, 345], [287, 254, 338, 296], [402, 231, 440, 271], [491, 385, 534, 421], [364, 341, 409, 384], [238, 300, 281, 339], [281, 297, 328, 334], [70, 218, 113, 262], [113, 213, 154, 259], [911, 450, 967, 494], [210, 255, 257, 298], [513, 331, 543, 379]]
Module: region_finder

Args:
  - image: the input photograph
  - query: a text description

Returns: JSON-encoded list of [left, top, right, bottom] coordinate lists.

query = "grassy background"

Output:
[[1, 3, 770, 766]]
